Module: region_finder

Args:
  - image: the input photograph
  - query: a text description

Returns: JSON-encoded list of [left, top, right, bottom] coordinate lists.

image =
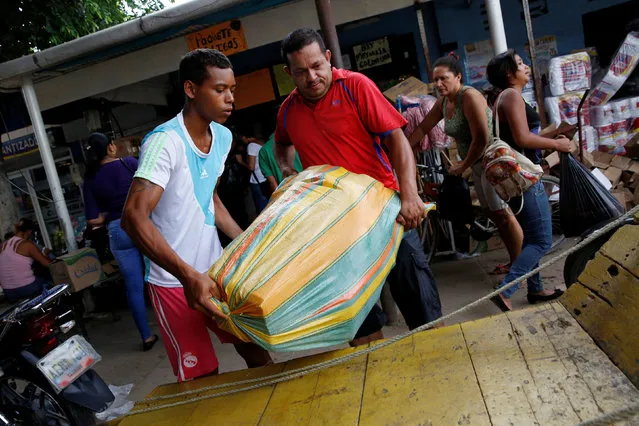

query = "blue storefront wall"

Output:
[[433, 0, 631, 66], [229, 5, 441, 83]]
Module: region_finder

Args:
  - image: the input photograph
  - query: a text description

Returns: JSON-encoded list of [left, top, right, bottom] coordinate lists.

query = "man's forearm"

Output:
[[387, 129, 418, 197], [214, 192, 243, 239], [408, 127, 425, 148], [274, 140, 296, 172], [121, 212, 195, 282], [266, 176, 278, 192]]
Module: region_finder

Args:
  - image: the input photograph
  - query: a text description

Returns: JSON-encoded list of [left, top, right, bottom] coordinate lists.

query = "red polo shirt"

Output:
[[274, 68, 407, 190]]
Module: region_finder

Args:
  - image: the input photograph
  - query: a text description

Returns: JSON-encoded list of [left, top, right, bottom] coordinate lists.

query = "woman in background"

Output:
[[0, 218, 51, 301], [82, 133, 158, 351], [486, 50, 571, 311], [409, 55, 523, 275]]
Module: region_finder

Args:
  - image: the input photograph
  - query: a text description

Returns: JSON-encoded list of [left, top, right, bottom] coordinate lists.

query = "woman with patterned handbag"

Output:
[[486, 50, 572, 311]]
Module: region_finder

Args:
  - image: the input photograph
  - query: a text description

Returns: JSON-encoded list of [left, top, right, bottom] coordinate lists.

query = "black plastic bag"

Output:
[[437, 175, 474, 225], [559, 153, 625, 237]]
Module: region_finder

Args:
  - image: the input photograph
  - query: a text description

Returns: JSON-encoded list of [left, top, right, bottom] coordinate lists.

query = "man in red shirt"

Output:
[[274, 28, 442, 344]]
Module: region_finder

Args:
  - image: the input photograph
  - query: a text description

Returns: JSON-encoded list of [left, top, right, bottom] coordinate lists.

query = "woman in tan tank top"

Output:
[[408, 55, 524, 275]]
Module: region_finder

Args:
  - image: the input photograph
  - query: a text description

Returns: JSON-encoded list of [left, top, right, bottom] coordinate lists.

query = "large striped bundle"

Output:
[[208, 166, 403, 352]]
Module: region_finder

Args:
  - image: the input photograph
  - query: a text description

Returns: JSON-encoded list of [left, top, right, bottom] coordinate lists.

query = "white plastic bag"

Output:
[[95, 384, 135, 422]]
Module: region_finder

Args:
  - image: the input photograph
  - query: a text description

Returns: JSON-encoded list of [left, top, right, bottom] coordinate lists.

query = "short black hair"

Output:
[[433, 55, 464, 78], [16, 218, 37, 233], [487, 49, 519, 90], [179, 49, 232, 88], [281, 28, 327, 65]]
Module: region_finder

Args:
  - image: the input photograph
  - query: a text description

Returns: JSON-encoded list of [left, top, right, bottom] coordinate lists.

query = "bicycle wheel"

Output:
[[418, 210, 439, 264], [541, 175, 565, 252]]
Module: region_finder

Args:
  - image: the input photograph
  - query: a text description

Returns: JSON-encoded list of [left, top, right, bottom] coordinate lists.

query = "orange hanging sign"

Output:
[[234, 69, 276, 110], [186, 20, 248, 55]]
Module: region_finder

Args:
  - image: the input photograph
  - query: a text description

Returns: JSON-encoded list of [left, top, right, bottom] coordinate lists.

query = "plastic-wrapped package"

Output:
[[548, 52, 591, 96], [207, 166, 404, 352], [590, 104, 613, 127], [610, 99, 631, 121], [401, 95, 449, 151], [629, 96, 639, 136], [579, 125, 598, 153], [545, 91, 590, 125], [612, 120, 629, 155], [588, 71, 627, 106], [597, 122, 616, 152], [588, 32, 639, 106]]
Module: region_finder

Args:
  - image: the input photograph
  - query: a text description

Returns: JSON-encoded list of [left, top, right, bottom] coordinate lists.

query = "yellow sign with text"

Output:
[[186, 20, 248, 55]]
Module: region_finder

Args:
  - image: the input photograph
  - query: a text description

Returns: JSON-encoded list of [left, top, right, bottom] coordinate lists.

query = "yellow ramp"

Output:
[[115, 225, 639, 425], [117, 302, 638, 425]]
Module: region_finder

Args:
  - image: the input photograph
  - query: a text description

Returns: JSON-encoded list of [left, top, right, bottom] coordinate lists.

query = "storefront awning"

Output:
[[0, 0, 292, 91]]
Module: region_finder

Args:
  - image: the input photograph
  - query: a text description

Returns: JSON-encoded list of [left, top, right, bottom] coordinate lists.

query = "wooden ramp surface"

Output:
[[119, 302, 639, 425]]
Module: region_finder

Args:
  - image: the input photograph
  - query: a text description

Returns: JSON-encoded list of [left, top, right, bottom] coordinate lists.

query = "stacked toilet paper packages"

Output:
[[543, 32, 639, 154], [545, 52, 594, 151], [587, 31, 639, 155], [591, 97, 639, 155]]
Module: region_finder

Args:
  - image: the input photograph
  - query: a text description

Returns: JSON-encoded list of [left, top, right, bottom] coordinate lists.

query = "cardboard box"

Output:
[[582, 150, 595, 169], [539, 123, 558, 137], [545, 151, 560, 169], [569, 138, 580, 155], [612, 188, 635, 210], [623, 188, 635, 208], [604, 166, 623, 187], [591, 151, 614, 169], [621, 171, 635, 187], [629, 161, 639, 175], [539, 121, 576, 139], [611, 155, 633, 171], [626, 133, 639, 158], [383, 77, 434, 102], [49, 248, 104, 292], [101, 260, 119, 276]]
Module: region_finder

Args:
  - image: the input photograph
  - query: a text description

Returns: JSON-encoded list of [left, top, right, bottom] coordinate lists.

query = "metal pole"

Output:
[[314, 0, 344, 68], [21, 76, 77, 252], [415, 5, 433, 80], [485, 0, 508, 54], [24, 170, 52, 249], [522, 0, 548, 128]]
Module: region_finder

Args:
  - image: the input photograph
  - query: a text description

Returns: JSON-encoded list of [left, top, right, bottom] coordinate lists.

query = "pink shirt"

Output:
[[0, 237, 35, 290]]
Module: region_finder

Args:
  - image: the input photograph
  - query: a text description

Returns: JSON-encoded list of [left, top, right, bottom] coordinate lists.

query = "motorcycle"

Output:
[[0, 284, 114, 425]]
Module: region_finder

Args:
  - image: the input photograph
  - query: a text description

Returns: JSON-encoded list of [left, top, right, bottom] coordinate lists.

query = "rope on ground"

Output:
[[123, 204, 639, 419], [576, 403, 639, 426]]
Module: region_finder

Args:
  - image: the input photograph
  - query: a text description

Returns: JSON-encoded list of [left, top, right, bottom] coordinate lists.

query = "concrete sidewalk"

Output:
[[88, 245, 568, 403]]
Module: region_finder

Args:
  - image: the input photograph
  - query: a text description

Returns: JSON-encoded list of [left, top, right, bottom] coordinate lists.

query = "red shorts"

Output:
[[148, 284, 240, 382]]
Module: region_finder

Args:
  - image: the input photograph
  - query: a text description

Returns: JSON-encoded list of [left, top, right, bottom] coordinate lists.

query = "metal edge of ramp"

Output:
[[560, 224, 639, 388]]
